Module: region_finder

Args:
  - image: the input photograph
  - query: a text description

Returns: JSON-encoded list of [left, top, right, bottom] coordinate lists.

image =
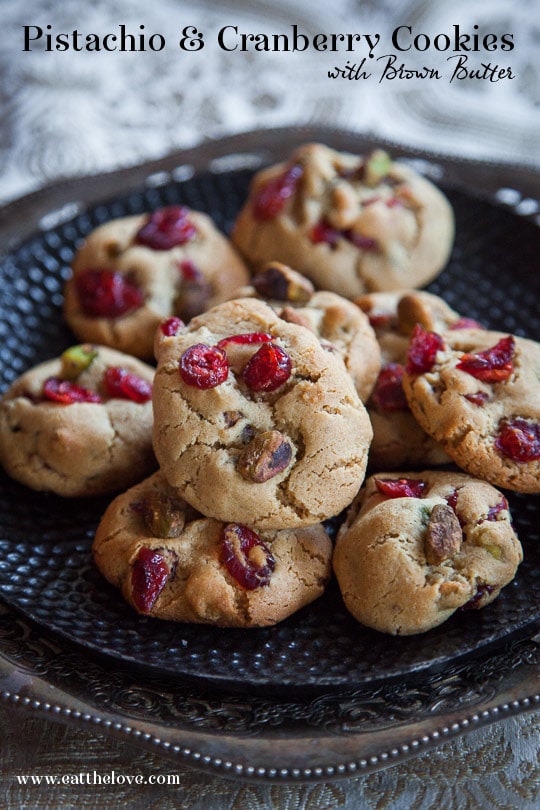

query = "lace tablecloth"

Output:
[[1, 1, 539, 808]]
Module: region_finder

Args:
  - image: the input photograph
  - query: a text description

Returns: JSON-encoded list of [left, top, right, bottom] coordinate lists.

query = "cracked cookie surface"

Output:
[[232, 143, 455, 299], [0, 345, 155, 496], [152, 297, 373, 530], [93, 471, 333, 627], [402, 329, 540, 493], [64, 206, 249, 359], [230, 262, 381, 401], [333, 471, 522, 635]]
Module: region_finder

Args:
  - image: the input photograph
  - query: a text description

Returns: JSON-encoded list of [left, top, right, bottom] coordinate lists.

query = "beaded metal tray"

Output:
[[0, 128, 539, 780]]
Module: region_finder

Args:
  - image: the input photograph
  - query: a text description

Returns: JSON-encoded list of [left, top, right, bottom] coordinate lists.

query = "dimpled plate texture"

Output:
[[0, 168, 539, 693]]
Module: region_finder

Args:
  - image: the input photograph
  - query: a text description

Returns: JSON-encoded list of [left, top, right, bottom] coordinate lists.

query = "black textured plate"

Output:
[[0, 156, 539, 693]]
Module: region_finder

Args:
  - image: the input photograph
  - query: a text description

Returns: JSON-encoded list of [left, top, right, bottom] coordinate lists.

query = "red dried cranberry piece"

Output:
[[456, 336, 515, 382], [220, 524, 275, 590], [367, 311, 395, 330], [103, 367, 152, 403], [450, 317, 485, 330], [444, 488, 465, 527], [464, 392, 490, 406], [370, 363, 408, 412], [135, 206, 197, 250], [310, 221, 377, 251], [242, 343, 292, 392], [406, 324, 444, 375], [344, 230, 377, 250], [461, 583, 495, 610], [160, 317, 185, 336], [252, 163, 303, 221], [178, 258, 202, 281], [217, 333, 273, 349], [75, 270, 144, 318], [131, 547, 170, 612], [495, 418, 540, 462], [486, 497, 509, 521], [42, 377, 102, 404], [180, 343, 229, 389], [375, 477, 427, 499], [310, 220, 341, 248]]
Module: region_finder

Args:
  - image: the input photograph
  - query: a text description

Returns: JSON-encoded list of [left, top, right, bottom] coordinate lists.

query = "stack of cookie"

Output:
[[0, 142, 534, 636]]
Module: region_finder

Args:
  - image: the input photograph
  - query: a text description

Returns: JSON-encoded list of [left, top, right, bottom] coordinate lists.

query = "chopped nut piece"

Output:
[[425, 503, 462, 565], [223, 410, 244, 427], [133, 491, 186, 538], [364, 150, 393, 187], [60, 344, 98, 380], [237, 430, 293, 483], [252, 262, 314, 303], [279, 306, 313, 331], [397, 294, 436, 335]]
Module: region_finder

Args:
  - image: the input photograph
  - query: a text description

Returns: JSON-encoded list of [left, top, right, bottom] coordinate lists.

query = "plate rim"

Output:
[[1, 125, 540, 780]]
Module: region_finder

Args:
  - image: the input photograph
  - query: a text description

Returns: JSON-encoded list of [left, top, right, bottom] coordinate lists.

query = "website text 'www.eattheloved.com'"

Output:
[[14, 770, 183, 786]]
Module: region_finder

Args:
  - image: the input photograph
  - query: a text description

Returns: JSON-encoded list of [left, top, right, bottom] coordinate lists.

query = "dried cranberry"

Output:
[[135, 206, 197, 250], [461, 583, 495, 610], [178, 258, 202, 281], [406, 324, 444, 375], [42, 377, 102, 404], [367, 311, 395, 330], [180, 343, 229, 389], [310, 220, 377, 251], [103, 367, 153, 403], [217, 333, 273, 349], [374, 477, 427, 499], [464, 392, 490, 406], [456, 336, 515, 382], [370, 363, 408, 412], [160, 317, 185, 336], [450, 317, 485, 330], [75, 270, 144, 318], [252, 163, 303, 221], [345, 230, 377, 250], [444, 488, 465, 527], [131, 547, 170, 612], [310, 220, 341, 248], [486, 497, 509, 521], [242, 343, 292, 392], [220, 524, 275, 590], [495, 418, 540, 462]]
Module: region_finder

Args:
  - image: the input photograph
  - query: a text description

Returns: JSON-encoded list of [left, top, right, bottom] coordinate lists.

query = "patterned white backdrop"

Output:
[[1, 0, 539, 202]]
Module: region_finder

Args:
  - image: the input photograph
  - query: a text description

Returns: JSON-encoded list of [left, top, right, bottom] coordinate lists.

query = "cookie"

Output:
[[64, 206, 249, 360], [231, 262, 381, 401], [93, 471, 333, 627], [356, 290, 471, 469], [232, 143, 454, 299], [333, 471, 523, 635], [402, 327, 540, 493], [152, 297, 373, 529], [0, 344, 155, 496]]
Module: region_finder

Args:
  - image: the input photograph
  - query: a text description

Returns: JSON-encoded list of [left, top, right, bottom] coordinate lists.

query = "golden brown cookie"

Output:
[[231, 262, 381, 401], [232, 143, 454, 298], [402, 328, 540, 493], [355, 290, 473, 469], [93, 471, 333, 627], [64, 206, 249, 359], [152, 297, 373, 530], [333, 471, 523, 635], [0, 344, 155, 496]]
